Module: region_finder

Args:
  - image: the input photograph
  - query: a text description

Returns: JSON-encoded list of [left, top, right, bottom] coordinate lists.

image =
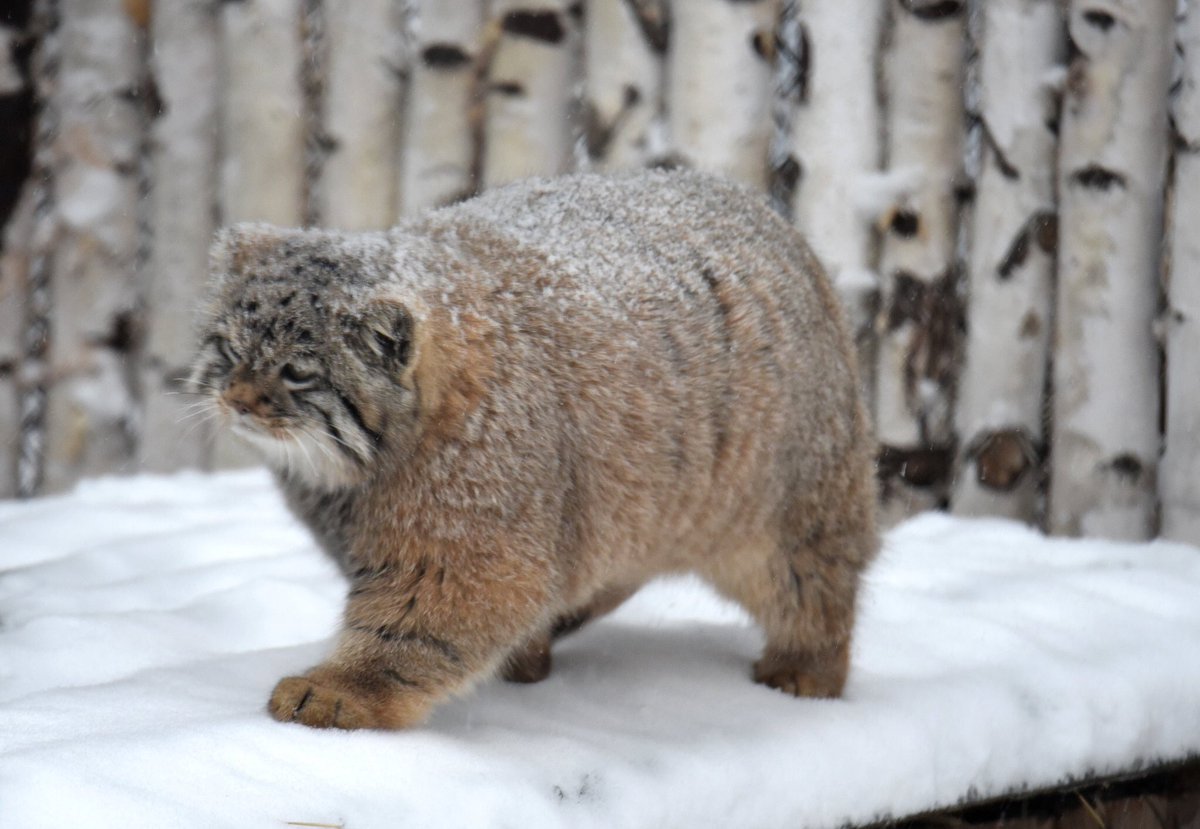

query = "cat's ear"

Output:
[[347, 294, 420, 378]]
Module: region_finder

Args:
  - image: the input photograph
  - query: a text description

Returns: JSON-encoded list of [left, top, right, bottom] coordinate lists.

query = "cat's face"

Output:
[[187, 227, 418, 489]]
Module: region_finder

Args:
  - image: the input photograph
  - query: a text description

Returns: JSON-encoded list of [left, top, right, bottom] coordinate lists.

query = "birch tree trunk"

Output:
[[320, 0, 405, 229], [219, 0, 306, 228], [785, 0, 884, 404], [952, 0, 1063, 522], [401, 0, 486, 213], [1161, 0, 1200, 545], [0, 186, 33, 498], [0, 13, 32, 498], [581, 0, 666, 170], [874, 0, 966, 523], [139, 0, 220, 474], [667, 0, 780, 188], [216, 0, 306, 470], [481, 1, 578, 188], [41, 0, 143, 493], [1049, 0, 1173, 540]]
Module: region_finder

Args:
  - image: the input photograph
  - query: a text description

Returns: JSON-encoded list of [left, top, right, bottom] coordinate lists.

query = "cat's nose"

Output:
[[223, 381, 268, 418]]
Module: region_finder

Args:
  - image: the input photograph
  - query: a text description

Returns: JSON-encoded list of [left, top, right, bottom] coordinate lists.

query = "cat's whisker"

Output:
[[302, 426, 332, 461], [175, 400, 215, 420], [319, 423, 369, 465], [175, 412, 217, 431], [309, 432, 344, 474], [292, 433, 319, 479], [180, 410, 220, 440]]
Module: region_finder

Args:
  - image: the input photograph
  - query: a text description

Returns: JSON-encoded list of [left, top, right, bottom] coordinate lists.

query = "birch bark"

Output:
[[482, 1, 578, 188], [1162, 0, 1200, 544], [320, 0, 405, 229], [139, 0, 220, 474], [216, 0, 306, 470], [786, 0, 884, 403], [952, 0, 1063, 522], [41, 0, 143, 492], [873, 0, 966, 523], [0, 17, 31, 497], [401, 0, 486, 213], [582, 0, 666, 170], [1049, 0, 1173, 540], [0, 185, 33, 497], [219, 0, 306, 228], [667, 0, 780, 188]]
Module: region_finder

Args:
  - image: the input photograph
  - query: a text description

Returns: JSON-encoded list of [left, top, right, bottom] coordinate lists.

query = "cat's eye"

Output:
[[280, 363, 320, 390]]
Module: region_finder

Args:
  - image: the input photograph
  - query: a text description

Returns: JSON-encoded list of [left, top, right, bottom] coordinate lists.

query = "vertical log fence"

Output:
[[0, 0, 1196, 546]]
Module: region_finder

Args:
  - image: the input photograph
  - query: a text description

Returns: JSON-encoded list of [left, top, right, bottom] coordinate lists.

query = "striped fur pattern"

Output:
[[187, 170, 879, 730]]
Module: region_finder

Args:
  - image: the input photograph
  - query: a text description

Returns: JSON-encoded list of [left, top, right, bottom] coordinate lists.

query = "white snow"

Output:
[[2, 470, 1199, 829]]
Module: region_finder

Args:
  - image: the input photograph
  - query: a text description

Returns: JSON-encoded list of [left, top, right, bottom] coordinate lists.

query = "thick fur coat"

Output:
[[188, 170, 878, 729]]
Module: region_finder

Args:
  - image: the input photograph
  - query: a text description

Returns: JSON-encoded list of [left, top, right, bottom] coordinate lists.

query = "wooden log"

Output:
[[952, 0, 1063, 523], [320, 0, 404, 229], [667, 0, 780, 188], [13, 0, 57, 498], [401, 0, 486, 213], [873, 0, 967, 523], [41, 0, 143, 493], [1162, 0, 1200, 545], [138, 0, 220, 474], [0, 11, 34, 498], [1049, 0, 1174, 540], [581, 0, 666, 170], [215, 0, 306, 470], [0, 184, 33, 498], [481, 0, 579, 188], [785, 0, 884, 406], [218, 0, 306, 228]]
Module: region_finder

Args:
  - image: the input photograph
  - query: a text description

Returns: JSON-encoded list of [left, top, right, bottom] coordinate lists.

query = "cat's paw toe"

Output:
[[268, 676, 376, 730]]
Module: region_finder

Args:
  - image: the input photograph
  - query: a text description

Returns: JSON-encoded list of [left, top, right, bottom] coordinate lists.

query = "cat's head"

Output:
[[187, 225, 426, 488]]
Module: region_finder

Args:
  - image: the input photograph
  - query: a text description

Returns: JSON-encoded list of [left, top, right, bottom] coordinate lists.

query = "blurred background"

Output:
[[0, 0, 1193, 545]]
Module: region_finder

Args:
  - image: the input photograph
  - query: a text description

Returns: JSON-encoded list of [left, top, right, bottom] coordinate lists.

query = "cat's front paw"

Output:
[[268, 675, 378, 730]]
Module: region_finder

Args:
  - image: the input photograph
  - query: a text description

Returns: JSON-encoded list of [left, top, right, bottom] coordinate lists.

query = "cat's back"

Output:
[[405, 171, 867, 550], [431, 170, 827, 317], [421, 170, 850, 372]]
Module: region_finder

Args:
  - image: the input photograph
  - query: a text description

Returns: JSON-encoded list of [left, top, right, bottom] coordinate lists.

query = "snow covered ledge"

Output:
[[1, 470, 1199, 828]]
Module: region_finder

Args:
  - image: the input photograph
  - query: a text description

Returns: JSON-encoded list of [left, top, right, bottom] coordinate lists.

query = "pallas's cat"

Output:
[[188, 171, 878, 730]]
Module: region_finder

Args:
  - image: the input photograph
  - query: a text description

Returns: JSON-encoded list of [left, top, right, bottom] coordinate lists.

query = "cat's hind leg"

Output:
[[700, 488, 877, 699], [499, 583, 638, 683]]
